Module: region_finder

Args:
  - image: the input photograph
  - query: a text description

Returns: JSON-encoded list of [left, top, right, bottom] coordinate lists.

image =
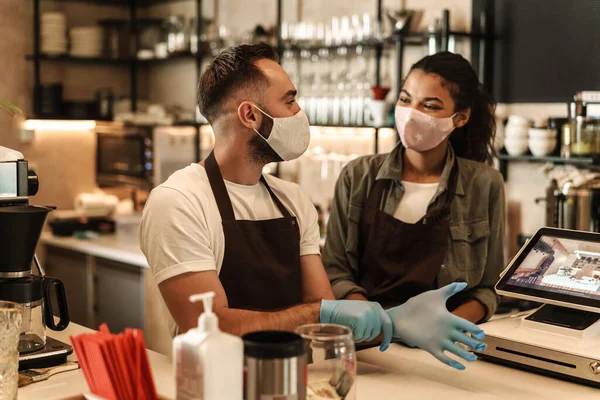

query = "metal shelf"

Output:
[[284, 31, 489, 53], [26, 53, 201, 65], [497, 152, 600, 180], [40, 0, 194, 6], [311, 124, 393, 129]]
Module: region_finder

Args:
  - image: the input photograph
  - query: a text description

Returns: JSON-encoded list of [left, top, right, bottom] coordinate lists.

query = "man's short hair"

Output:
[[197, 42, 279, 123]]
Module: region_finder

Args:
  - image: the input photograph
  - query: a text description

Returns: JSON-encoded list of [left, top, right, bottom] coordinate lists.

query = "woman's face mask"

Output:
[[394, 106, 458, 152]]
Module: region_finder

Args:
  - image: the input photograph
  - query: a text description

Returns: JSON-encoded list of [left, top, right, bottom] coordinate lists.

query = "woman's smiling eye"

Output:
[[424, 103, 441, 110], [399, 97, 410, 104]]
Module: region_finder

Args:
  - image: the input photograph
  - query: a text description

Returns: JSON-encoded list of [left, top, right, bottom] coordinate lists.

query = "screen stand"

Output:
[[521, 304, 600, 339]]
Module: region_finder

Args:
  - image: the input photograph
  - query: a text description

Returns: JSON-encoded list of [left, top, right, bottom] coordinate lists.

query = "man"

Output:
[[140, 43, 485, 369]]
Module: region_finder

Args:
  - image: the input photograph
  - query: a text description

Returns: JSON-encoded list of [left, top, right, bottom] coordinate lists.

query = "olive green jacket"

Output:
[[322, 144, 505, 322]]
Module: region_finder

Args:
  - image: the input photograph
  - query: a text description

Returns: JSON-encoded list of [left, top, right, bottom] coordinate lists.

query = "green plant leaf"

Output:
[[0, 101, 22, 116]]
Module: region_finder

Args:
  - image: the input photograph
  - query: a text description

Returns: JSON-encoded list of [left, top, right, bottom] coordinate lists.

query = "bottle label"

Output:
[[176, 347, 204, 399]]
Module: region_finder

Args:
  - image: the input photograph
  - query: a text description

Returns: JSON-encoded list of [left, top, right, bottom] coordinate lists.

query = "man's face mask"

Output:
[[248, 104, 311, 161]]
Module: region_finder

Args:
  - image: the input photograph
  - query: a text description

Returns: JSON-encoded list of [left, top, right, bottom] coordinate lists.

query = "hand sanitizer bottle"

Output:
[[173, 291, 243, 399]]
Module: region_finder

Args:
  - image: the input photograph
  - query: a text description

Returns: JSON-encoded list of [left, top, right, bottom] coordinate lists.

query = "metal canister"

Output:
[[243, 331, 307, 400]]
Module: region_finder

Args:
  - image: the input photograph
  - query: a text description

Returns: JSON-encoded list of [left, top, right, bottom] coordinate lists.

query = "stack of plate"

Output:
[[41, 12, 67, 55], [70, 26, 103, 58]]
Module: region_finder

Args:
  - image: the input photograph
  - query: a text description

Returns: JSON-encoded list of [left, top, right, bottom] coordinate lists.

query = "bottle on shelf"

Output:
[[561, 102, 576, 158]]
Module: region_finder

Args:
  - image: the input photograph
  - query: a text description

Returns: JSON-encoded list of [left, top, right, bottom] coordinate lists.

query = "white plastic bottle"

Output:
[[173, 291, 244, 400]]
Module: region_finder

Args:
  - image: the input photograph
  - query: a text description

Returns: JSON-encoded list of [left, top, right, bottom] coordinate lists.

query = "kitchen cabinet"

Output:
[[44, 246, 92, 327], [95, 257, 144, 333], [42, 244, 144, 333]]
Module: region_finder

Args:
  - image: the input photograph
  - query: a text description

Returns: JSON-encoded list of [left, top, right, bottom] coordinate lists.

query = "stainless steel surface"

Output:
[[33, 254, 45, 276], [245, 355, 307, 400], [0, 270, 30, 278], [481, 334, 600, 385], [546, 180, 600, 232], [590, 361, 600, 374], [577, 189, 592, 231]]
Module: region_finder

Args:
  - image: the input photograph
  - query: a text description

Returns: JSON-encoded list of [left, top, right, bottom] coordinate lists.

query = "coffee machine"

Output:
[[0, 147, 72, 369]]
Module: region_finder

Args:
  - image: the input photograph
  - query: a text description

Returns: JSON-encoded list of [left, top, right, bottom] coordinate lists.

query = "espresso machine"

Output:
[[0, 146, 71, 369]]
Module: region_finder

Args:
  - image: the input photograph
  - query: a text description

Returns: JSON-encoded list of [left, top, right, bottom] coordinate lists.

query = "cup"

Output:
[[0, 301, 23, 400], [243, 331, 307, 400], [368, 100, 388, 127], [296, 324, 357, 400]]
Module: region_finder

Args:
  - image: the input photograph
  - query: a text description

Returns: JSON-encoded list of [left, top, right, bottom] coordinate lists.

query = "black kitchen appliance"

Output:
[[0, 154, 72, 370]]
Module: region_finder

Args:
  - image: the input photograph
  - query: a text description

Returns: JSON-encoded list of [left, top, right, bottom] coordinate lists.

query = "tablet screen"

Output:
[[496, 228, 600, 311]]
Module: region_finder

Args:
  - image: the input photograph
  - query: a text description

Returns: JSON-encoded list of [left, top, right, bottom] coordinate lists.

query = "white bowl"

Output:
[[529, 128, 557, 139], [508, 115, 534, 127], [504, 124, 529, 138], [528, 137, 556, 157], [504, 137, 529, 156]]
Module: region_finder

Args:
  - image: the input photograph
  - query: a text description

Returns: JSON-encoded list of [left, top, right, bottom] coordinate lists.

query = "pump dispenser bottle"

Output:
[[173, 291, 243, 399]]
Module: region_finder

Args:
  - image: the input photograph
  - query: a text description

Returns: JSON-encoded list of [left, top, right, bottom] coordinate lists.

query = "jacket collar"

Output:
[[375, 143, 465, 196]]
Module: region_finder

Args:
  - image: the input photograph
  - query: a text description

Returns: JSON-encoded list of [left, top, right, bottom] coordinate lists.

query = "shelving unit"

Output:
[[29, 0, 495, 164], [30, 0, 205, 162], [497, 152, 600, 180]]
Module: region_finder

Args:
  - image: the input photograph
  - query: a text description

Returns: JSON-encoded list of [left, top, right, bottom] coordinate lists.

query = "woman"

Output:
[[323, 52, 505, 324]]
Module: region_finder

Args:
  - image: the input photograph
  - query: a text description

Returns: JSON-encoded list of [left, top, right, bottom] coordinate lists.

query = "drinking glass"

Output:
[[296, 324, 357, 400], [0, 301, 23, 400]]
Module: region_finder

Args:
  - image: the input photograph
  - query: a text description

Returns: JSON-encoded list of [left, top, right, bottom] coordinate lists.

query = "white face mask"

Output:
[[251, 105, 311, 161]]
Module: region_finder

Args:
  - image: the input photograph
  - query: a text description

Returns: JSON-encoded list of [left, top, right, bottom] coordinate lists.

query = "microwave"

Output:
[[96, 123, 200, 189]]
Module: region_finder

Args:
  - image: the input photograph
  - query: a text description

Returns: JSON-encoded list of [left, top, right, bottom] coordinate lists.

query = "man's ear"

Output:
[[238, 102, 262, 130]]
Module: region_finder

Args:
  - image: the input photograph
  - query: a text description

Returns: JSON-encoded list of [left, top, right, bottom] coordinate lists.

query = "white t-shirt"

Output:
[[140, 163, 321, 285], [393, 180, 440, 224]]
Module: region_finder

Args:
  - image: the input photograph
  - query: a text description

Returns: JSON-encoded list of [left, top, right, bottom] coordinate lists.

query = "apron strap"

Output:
[[364, 179, 389, 219], [204, 151, 293, 221], [204, 151, 236, 221], [260, 175, 293, 218]]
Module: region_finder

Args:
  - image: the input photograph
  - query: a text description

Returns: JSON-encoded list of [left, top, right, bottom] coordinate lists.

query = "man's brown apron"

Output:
[[204, 152, 303, 310]]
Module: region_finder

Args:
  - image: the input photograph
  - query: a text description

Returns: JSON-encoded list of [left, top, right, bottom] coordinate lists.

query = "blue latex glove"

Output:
[[320, 299, 393, 350], [386, 282, 487, 371]]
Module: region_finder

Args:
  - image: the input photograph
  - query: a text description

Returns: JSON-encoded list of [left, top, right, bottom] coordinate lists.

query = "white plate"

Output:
[[42, 39, 67, 45], [70, 52, 103, 57], [42, 45, 68, 50], [70, 28, 102, 35], [42, 50, 67, 55]]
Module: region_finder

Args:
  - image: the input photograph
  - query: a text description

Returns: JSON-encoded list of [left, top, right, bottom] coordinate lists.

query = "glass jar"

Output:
[[296, 323, 357, 400], [572, 117, 600, 156], [188, 17, 199, 54], [166, 15, 187, 54], [19, 299, 46, 354], [0, 301, 23, 400]]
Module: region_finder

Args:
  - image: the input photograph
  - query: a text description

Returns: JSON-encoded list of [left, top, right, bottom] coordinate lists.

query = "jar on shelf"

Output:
[[571, 102, 600, 156], [166, 15, 187, 54]]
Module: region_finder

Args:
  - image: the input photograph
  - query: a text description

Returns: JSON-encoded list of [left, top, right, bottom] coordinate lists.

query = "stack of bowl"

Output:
[[503, 115, 533, 156], [41, 12, 67, 55], [70, 26, 103, 58], [528, 127, 558, 157]]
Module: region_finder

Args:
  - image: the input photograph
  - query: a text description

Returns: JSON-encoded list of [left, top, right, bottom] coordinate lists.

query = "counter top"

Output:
[[18, 323, 599, 399], [18, 323, 174, 400], [40, 232, 148, 268], [356, 345, 599, 399]]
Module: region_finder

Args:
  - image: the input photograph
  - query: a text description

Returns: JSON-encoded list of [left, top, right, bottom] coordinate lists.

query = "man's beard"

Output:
[[247, 114, 283, 165]]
